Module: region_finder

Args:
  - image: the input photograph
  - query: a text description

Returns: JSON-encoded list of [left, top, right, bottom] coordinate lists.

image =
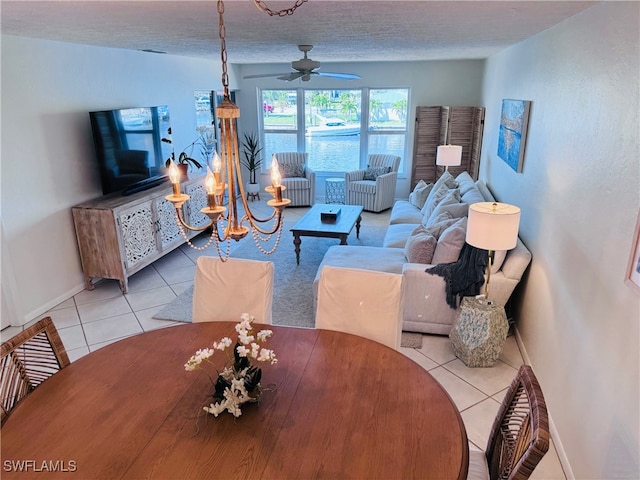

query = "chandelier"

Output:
[[165, 0, 308, 260]]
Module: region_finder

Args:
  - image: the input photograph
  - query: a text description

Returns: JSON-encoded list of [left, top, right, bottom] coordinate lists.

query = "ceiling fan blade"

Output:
[[243, 72, 292, 79], [316, 72, 362, 80], [277, 72, 306, 82]]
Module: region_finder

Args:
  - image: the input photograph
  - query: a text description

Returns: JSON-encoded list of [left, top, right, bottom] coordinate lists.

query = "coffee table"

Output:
[[290, 203, 364, 265]]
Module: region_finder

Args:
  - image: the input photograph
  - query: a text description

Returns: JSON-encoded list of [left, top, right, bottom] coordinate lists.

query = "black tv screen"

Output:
[[89, 105, 173, 195]]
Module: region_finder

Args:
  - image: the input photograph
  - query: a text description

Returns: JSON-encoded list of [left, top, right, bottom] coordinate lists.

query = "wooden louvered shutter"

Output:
[[413, 106, 485, 186], [411, 107, 447, 187]]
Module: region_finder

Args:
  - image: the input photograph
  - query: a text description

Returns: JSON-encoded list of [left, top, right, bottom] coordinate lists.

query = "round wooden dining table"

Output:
[[1, 322, 468, 479]]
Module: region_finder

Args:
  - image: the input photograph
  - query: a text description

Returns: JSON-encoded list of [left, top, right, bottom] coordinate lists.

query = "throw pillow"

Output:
[[280, 163, 304, 178], [420, 171, 458, 218], [404, 232, 437, 264], [363, 165, 391, 181], [426, 194, 468, 226], [408, 180, 434, 209], [432, 217, 468, 265], [420, 186, 458, 223], [413, 216, 460, 239]]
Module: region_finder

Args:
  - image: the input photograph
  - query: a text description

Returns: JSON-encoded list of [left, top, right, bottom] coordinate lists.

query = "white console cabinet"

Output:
[[72, 175, 206, 293]]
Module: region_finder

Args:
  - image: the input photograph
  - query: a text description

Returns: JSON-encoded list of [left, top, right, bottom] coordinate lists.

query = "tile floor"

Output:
[[1, 200, 566, 479]]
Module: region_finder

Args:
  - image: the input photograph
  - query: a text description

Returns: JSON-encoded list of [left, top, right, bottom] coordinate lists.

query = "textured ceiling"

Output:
[[1, 1, 596, 64]]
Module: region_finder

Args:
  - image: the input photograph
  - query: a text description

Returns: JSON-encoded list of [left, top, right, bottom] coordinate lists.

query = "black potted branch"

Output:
[[241, 132, 263, 197], [163, 128, 205, 181]]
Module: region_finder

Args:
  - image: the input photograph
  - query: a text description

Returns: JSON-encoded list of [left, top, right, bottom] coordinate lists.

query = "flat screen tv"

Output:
[[89, 105, 173, 196]]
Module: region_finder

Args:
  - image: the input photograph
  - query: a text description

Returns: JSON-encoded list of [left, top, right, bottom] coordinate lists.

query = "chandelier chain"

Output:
[[253, 0, 308, 17], [217, 0, 230, 96]]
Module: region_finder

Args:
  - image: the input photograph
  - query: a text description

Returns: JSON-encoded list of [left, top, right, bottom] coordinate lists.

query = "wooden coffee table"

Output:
[[290, 204, 364, 265]]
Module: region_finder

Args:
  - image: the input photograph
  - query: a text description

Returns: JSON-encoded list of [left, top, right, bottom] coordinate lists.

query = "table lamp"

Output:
[[465, 202, 521, 302], [436, 145, 462, 172]]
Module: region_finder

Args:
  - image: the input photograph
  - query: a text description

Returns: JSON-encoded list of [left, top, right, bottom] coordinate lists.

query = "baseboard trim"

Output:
[[22, 281, 87, 326], [514, 327, 575, 480]]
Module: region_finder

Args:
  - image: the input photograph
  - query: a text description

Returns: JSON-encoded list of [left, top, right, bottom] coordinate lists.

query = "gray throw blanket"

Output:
[[426, 243, 488, 309]]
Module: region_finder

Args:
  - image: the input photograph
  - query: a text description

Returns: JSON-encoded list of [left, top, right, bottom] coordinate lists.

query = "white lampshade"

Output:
[[436, 145, 462, 167], [466, 202, 521, 251]]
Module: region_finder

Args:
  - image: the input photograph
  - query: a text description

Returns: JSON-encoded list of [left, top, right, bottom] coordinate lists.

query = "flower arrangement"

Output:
[[185, 313, 277, 418]]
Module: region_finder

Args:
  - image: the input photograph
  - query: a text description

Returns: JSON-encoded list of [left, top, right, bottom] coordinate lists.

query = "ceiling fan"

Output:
[[243, 45, 361, 82]]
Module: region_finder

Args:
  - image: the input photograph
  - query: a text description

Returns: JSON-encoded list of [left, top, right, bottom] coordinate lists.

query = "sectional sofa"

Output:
[[313, 171, 532, 334]]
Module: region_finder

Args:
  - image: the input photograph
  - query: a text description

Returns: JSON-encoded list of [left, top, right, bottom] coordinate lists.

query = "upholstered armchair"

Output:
[[273, 152, 315, 206], [345, 154, 401, 212]]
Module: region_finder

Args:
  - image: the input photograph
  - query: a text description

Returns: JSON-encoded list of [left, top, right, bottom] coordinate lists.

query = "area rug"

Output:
[[154, 285, 423, 348], [154, 221, 423, 348]]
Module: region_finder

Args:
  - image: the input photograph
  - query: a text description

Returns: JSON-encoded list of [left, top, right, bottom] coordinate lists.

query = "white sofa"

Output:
[[313, 171, 532, 335]]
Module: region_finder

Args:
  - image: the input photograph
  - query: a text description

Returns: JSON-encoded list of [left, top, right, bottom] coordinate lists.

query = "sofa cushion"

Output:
[[404, 232, 437, 264], [455, 172, 476, 196], [475, 180, 496, 202], [432, 217, 468, 264], [280, 177, 310, 190], [383, 223, 421, 248], [491, 250, 507, 273], [389, 200, 424, 225], [314, 245, 407, 298], [408, 180, 434, 209], [348, 180, 377, 194], [461, 186, 485, 205]]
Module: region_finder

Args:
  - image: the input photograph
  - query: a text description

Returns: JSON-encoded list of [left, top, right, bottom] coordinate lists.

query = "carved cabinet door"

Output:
[[154, 196, 182, 250], [184, 181, 209, 230], [118, 201, 159, 269]]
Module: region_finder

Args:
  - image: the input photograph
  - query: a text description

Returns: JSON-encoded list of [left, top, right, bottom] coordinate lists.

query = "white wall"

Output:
[[481, 2, 639, 478], [238, 60, 485, 198], [0, 35, 229, 325], [0, 35, 482, 326]]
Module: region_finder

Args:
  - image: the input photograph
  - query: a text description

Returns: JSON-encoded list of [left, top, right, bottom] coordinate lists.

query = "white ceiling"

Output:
[[1, 1, 596, 65]]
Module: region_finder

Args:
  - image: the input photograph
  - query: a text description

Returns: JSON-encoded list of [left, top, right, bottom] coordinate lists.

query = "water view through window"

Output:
[[261, 88, 408, 174]]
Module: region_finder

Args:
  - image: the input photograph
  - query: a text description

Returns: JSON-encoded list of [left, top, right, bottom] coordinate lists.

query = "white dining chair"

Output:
[[315, 265, 405, 350], [192, 256, 274, 324]]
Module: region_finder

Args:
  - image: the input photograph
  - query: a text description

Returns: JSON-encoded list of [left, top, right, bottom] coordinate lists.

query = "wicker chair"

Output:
[[1, 317, 70, 425], [468, 365, 550, 480]]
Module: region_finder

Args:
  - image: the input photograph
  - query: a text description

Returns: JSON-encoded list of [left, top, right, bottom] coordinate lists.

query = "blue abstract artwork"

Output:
[[497, 99, 531, 173]]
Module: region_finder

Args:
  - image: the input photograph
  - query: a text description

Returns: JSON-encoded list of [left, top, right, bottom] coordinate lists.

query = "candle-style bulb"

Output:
[[205, 167, 217, 208], [168, 159, 180, 184], [212, 151, 222, 184], [212, 151, 222, 173], [205, 168, 216, 195], [270, 155, 281, 187]]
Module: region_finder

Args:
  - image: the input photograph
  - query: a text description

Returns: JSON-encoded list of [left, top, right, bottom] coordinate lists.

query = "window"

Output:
[[260, 88, 409, 174]]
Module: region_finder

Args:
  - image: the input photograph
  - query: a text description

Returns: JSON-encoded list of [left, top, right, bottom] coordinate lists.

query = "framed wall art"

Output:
[[625, 209, 640, 293], [497, 99, 531, 173]]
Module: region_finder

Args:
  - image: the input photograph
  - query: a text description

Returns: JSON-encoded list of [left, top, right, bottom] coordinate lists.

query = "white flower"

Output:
[[238, 333, 255, 345], [236, 345, 250, 357], [187, 313, 275, 418], [213, 337, 232, 350], [257, 330, 273, 342], [257, 348, 277, 364]]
